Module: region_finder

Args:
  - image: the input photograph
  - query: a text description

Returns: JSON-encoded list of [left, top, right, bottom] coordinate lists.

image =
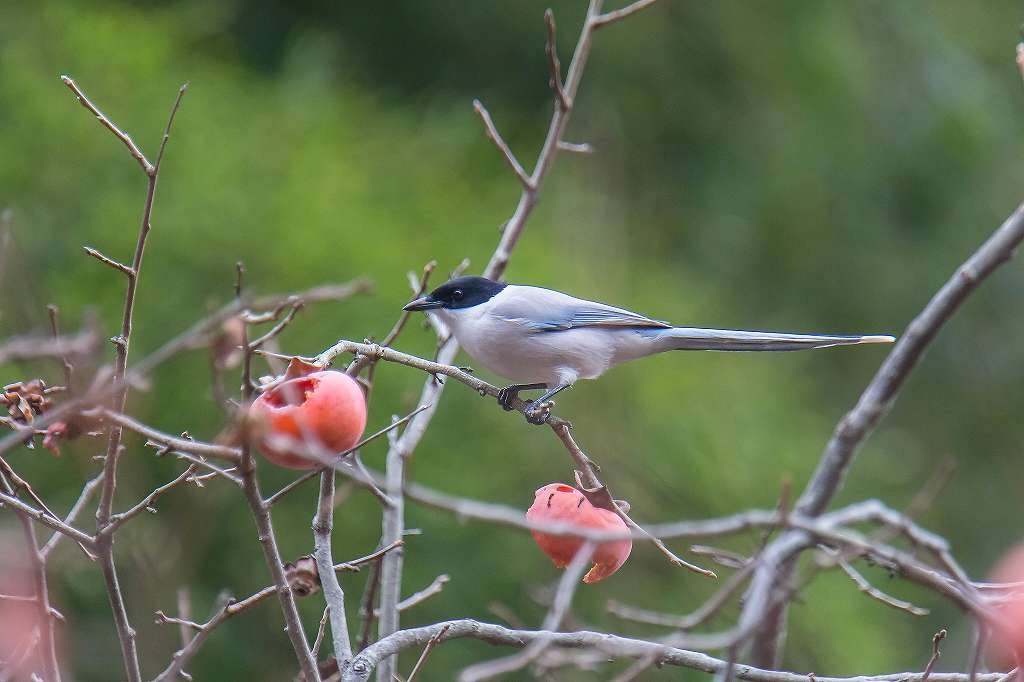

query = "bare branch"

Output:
[[406, 623, 450, 682], [472, 100, 534, 190], [922, 629, 947, 682], [334, 540, 404, 573], [312, 467, 354, 666], [0, 491, 96, 549], [250, 278, 373, 312], [3, 473, 62, 682], [153, 82, 189, 174], [556, 140, 593, 154], [46, 304, 75, 388], [544, 10, 570, 110], [41, 474, 102, 560], [60, 76, 153, 174], [690, 545, 750, 570], [151, 543, 401, 681], [744, 203, 1024, 665], [102, 465, 199, 536], [263, 404, 430, 507], [482, 0, 613, 278], [395, 574, 449, 614], [312, 606, 331, 658], [460, 544, 594, 682], [235, 276, 320, 682], [609, 559, 756, 630], [83, 246, 135, 277], [0, 329, 99, 366], [346, 261, 435, 380], [341, 618, 1011, 682], [592, 0, 661, 28], [100, 410, 241, 463], [375, 422, 407, 682], [611, 654, 664, 682], [248, 302, 303, 350], [820, 547, 929, 617], [67, 79, 189, 682]]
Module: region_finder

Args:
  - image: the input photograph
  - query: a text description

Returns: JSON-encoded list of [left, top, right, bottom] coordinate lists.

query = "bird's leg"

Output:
[[496, 383, 547, 411], [524, 384, 571, 425]]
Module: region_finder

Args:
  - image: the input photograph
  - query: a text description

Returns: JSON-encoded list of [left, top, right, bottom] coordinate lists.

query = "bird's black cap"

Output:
[[403, 276, 507, 311]]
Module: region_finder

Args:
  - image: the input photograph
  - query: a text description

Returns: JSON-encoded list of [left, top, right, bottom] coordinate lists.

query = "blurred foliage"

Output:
[[1, 0, 1023, 679]]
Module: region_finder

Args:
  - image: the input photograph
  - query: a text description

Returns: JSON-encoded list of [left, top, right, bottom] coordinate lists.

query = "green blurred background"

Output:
[[2, 0, 1023, 679]]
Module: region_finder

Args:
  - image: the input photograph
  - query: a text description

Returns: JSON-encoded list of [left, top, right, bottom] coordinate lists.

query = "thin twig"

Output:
[[556, 140, 593, 153], [0, 491, 96, 549], [334, 540, 405, 573], [690, 545, 750, 570], [406, 623, 451, 682], [592, 0, 661, 28], [312, 606, 331, 658], [969, 625, 987, 682], [341, 618, 1011, 682], [472, 101, 534, 190], [100, 410, 241, 463], [544, 9, 570, 110], [235, 270, 320, 681], [3, 473, 61, 682], [459, 544, 594, 682], [358, 559, 383, 652], [263, 404, 430, 507], [346, 260, 435, 381], [60, 76, 154, 174], [41, 474, 102, 559], [151, 543, 401, 682], [82, 246, 135, 276], [827, 549, 929, 616], [176, 588, 192, 651], [922, 629, 947, 682], [743, 203, 1024, 666], [0, 329, 99, 366], [611, 654, 664, 682], [608, 559, 757, 631], [65, 78, 188, 682], [248, 302, 302, 350], [101, 465, 199, 536], [394, 574, 449, 613], [375, 423, 408, 682], [312, 466, 354, 666], [46, 304, 74, 388]]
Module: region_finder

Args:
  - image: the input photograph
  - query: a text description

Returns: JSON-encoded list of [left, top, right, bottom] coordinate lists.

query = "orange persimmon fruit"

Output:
[[526, 483, 632, 583], [250, 370, 366, 469]]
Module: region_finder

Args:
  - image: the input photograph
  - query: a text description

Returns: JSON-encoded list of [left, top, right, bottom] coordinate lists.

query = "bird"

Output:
[[403, 276, 894, 423]]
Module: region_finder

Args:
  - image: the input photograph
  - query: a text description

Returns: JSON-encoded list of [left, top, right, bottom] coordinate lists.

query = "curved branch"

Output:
[[341, 619, 1012, 682], [743, 203, 1024, 665]]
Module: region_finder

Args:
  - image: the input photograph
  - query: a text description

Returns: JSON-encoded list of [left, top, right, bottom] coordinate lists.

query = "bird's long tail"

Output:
[[649, 327, 895, 352]]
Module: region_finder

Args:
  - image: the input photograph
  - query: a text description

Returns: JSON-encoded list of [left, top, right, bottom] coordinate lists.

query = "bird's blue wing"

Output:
[[529, 306, 671, 332], [490, 287, 671, 333]]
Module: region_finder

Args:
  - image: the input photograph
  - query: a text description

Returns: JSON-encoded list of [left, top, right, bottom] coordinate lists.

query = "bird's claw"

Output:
[[497, 386, 517, 411], [524, 400, 552, 425]]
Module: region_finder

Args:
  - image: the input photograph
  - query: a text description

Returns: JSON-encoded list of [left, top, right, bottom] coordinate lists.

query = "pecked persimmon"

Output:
[[989, 544, 1024, 663], [526, 483, 632, 583], [249, 370, 366, 469]]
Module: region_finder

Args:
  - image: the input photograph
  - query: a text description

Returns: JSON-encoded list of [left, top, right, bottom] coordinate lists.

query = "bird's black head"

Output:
[[403, 276, 507, 312]]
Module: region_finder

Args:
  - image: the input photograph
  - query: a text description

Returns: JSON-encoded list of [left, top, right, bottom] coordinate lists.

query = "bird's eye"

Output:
[[452, 289, 464, 300]]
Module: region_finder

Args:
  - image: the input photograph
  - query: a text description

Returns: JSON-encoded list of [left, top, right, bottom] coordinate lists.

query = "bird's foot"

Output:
[[497, 386, 518, 411], [524, 400, 553, 425], [497, 383, 547, 413]]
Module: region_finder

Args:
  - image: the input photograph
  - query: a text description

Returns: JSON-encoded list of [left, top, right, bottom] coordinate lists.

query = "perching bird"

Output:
[[403, 276, 894, 423]]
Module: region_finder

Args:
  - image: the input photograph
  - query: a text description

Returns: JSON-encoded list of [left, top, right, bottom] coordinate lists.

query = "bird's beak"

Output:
[[403, 296, 442, 312]]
